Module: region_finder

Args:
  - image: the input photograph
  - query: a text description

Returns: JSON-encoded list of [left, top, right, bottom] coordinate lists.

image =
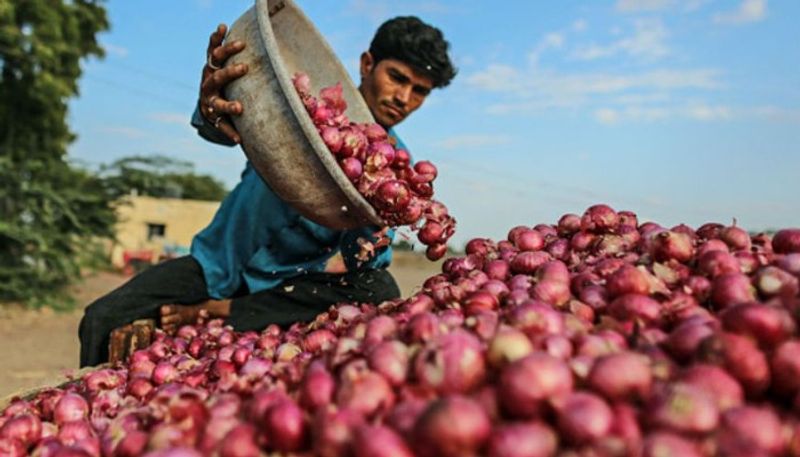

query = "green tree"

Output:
[[101, 155, 228, 201], [0, 0, 115, 304]]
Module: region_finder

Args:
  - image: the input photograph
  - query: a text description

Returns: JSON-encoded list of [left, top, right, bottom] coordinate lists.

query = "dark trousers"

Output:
[[78, 256, 401, 367]]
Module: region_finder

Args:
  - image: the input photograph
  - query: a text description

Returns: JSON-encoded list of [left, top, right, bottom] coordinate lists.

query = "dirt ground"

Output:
[[0, 251, 442, 399]]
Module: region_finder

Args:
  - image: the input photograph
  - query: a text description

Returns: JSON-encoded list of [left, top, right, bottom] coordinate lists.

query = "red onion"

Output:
[[648, 383, 719, 434], [720, 302, 796, 348], [720, 225, 752, 251], [413, 329, 486, 394], [697, 332, 770, 397], [487, 421, 558, 457], [337, 370, 395, 418], [413, 396, 491, 457], [754, 265, 799, 298], [717, 406, 784, 456], [581, 204, 619, 234], [498, 353, 573, 418], [587, 351, 653, 401], [678, 362, 749, 411], [554, 391, 613, 444], [710, 273, 756, 309], [218, 423, 260, 457], [368, 340, 409, 386], [608, 293, 661, 324], [770, 340, 800, 397], [487, 328, 534, 368], [299, 361, 335, 411], [606, 264, 650, 298], [773, 228, 800, 253], [514, 229, 544, 251], [651, 231, 695, 263], [264, 399, 307, 452], [53, 393, 89, 426], [642, 432, 702, 457], [352, 425, 414, 457], [311, 407, 364, 457], [510, 251, 552, 274], [0, 413, 42, 448]]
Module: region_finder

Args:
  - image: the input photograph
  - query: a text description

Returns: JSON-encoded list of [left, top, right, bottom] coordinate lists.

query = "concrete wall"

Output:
[[110, 196, 220, 268]]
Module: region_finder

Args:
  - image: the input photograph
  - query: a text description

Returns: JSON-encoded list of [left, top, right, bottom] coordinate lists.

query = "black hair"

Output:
[[368, 16, 457, 89]]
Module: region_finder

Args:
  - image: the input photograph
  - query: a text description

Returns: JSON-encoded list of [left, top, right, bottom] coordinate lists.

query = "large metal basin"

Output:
[[224, 0, 383, 229]]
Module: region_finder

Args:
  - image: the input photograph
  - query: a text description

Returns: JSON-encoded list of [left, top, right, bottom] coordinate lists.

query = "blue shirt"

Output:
[[189, 106, 396, 299]]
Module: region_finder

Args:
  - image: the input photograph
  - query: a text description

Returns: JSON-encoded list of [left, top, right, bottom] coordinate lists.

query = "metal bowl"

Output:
[[224, 0, 383, 229]]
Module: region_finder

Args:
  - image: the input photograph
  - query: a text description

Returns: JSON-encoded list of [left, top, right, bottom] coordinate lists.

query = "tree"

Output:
[[0, 1, 115, 304], [101, 155, 228, 201]]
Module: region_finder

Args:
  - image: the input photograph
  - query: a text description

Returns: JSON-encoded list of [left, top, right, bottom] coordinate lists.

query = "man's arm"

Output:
[[194, 24, 249, 145], [340, 227, 394, 271]]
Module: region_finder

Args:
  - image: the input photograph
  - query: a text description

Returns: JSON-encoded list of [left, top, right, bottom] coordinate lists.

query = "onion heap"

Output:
[[292, 73, 456, 261], [3, 204, 800, 456]]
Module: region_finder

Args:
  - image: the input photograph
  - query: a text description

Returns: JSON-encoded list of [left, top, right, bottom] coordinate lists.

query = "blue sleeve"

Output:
[[191, 101, 238, 147], [340, 226, 394, 271]]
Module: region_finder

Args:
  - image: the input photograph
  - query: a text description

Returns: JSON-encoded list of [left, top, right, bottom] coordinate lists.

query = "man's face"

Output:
[[358, 52, 435, 129]]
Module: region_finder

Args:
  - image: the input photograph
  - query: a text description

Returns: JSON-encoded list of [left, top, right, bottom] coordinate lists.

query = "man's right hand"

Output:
[[200, 24, 249, 144]]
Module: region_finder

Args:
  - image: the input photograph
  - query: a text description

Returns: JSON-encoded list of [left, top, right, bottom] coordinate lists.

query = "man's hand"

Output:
[[200, 24, 249, 144]]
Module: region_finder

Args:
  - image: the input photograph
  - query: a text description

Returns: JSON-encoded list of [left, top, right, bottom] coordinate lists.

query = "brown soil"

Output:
[[0, 251, 441, 399]]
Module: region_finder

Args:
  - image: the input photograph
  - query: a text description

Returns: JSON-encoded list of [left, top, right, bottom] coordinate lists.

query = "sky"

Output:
[[68, 0, 800, 247]]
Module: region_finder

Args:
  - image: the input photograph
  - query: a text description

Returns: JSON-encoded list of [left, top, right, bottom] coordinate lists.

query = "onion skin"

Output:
[[773, 229, 800, 254], [587, 351, 653, 401], [498, 353, 573, 418]]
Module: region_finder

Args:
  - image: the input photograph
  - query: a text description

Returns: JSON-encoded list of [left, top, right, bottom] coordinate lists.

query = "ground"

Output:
[[0, 251, 442, 399]]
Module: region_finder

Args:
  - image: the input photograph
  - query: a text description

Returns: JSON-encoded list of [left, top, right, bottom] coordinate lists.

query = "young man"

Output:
[[78, 16, 456, 367]]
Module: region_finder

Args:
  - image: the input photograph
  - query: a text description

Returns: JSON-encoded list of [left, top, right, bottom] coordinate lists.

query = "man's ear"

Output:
[[360, 51, 374, 79]]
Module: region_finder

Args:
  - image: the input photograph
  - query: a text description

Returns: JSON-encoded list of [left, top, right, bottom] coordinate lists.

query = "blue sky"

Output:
[[69, 0, 800, 247]]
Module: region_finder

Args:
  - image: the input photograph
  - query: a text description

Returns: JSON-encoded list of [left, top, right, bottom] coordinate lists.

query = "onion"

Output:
[[352, 425, 414, 457], [608, 293, 661, 324], [678, 364, 744, 411], [413, 329, 486, 394], [513, 229, 544, 251], [754, 265, 799, 298], [651, 231, 695, 263], [508, 301, 565, 337], [720, 302, 796, 348], [773, 228, 800, 254], [498, 353, 573, 418], [340, 157, 363, 181], [487, 328, 534, 368], [487, 421, 558, 457], [642, 432, 702, 457], [368, 340, 409, 386], [336, 371, 395, 418], [648, 383, 719, 434], [606, 264, 650, 298], [311, 407, 364, 457], [264, 399, 307, 452], [53, 393, 89, 426], [510, 251, 552, 275], [710, 273, 756, 309], [697, 250, 741, 278], [0, 413, 42, 448], [299, 361, 335, 411], [717, 406, 784, 456], [581, 204, 619, 234], [720, 225, 752, 251], [218, 423, 260, 457], [697, 332, 770, 397], [554, 391, 613, 444], [770, 340, 800, 397], [413, 396, 491, 457], [587, 351, 653, 401]]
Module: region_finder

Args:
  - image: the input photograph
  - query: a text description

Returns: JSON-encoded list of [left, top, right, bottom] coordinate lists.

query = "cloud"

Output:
[[149, 112, 190, 126], [615, 0, 712, 13], [713, 0, 767, 25], [592, 102, 731, 124], [528, 32, 565, 66], [595, 108, 621, 124], [572, 19, 588, 32], [103, 43, 129, 58], [98, 126, 147, 139], [572, 18, 670, 61], [434, 134, 512, 150], [616, 0, 674, 12], [752, 106, 800, 123], [345, 0, 450, 24]]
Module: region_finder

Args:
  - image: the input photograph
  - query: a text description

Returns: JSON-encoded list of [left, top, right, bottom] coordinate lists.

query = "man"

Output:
[[78, 15, 456, 367]]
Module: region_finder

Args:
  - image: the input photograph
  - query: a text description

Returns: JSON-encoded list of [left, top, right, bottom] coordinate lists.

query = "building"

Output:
[[110, 195, 220, 270]]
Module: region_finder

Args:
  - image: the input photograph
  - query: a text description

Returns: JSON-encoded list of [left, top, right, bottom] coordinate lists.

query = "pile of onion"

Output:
[[292, 72, 455, 261], [3, 204, 800, 457]]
